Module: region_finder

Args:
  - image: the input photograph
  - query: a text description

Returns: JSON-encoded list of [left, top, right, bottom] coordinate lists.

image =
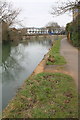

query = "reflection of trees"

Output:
[[2, 39, 52, 83], [2, 42, 11, 63], [2, 43, 28, 83], [3, 56, 22, 72], [27, 38, 52, 47], [2, 56, 24, 83], [11, 43, 29, 61]]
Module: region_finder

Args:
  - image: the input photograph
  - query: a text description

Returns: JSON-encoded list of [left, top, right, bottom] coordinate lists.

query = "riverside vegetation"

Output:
[[46, 37, 66, 65], [3, 37, 78, 118], [66, 14, 80, 48], [3, 73, 78, 118]]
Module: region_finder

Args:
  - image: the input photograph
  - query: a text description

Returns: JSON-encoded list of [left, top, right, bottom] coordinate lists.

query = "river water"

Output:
[[1, 37, 52, 110]]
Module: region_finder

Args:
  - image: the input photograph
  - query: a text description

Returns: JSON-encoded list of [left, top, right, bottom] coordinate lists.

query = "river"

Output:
[[1, 37, 52, 110]]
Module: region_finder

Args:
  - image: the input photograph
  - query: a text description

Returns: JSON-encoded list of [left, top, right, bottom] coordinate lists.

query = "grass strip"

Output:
[[3, 72, 78, 118], [46, 37, 67, 65]]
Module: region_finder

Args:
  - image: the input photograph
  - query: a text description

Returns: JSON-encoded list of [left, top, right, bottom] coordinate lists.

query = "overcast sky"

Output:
[[6, 0, 75, 28]]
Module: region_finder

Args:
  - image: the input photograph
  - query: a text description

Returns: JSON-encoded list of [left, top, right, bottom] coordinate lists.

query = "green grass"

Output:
[[3, 72, 78, 118], [46, 37, 66, 65]]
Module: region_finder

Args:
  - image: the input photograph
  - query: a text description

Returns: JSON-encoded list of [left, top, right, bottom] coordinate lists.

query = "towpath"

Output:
[[60, 38, 78, 87], [44, 38, 79, 88]]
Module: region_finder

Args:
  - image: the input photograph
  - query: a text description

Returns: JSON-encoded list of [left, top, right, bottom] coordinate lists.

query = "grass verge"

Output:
[[46, 37, 66, 65], [3, 72, 78, 118]]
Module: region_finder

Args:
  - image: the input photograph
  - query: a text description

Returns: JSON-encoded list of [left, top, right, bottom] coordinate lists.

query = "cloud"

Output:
[[6, 0, 73, 28]]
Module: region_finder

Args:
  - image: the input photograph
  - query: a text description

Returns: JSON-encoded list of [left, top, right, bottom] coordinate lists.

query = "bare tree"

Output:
[[46, 22, 60, 28], [0, 1, 21, 26], [45, 22, 61, 34], [46, 22, 60, 32], [51, 0, 80, 16]]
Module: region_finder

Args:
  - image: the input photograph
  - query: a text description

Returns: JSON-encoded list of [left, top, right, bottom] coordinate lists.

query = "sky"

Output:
[[6, 0, 75, 28]]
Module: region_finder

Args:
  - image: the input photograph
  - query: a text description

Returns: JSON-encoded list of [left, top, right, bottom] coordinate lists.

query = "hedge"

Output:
[[66, 14, 80, 47]]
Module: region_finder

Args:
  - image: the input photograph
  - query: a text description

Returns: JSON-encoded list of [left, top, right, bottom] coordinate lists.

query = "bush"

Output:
[[66, 14, 80, 47]]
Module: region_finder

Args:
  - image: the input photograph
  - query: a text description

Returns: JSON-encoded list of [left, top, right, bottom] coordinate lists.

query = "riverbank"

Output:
[[31, 35, 67, 75], [2, 36, 78, 118], [46, 37, 66, 65], [3, 73, 78, 118]]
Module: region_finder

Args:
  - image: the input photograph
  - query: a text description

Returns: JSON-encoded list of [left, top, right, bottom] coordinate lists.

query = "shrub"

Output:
[[66, 14, 80, 47]]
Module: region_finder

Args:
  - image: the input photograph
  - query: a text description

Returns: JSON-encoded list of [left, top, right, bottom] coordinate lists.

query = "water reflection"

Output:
[[2, 42, 11, 63], [0, 43, 2, 113], [2, 38, 52, 110]]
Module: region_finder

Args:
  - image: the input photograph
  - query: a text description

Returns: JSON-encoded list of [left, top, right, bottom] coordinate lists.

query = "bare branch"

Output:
[[0, 1, 21, 26], [51, 0, 80, 16]]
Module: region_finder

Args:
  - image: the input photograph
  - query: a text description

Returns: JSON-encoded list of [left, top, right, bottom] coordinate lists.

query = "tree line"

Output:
[[0, 0, 80, 46], [51, 0, 80, 47]]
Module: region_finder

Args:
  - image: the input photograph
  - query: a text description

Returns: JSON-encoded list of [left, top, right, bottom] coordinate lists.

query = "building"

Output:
[[26, 27, 48, 34]]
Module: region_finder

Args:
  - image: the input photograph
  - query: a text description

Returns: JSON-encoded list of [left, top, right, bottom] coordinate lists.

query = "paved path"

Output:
[[60, 38, 78, 87]]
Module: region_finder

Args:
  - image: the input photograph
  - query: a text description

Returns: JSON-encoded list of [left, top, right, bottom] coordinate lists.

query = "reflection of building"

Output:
[[73, 1, 80, 21]]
